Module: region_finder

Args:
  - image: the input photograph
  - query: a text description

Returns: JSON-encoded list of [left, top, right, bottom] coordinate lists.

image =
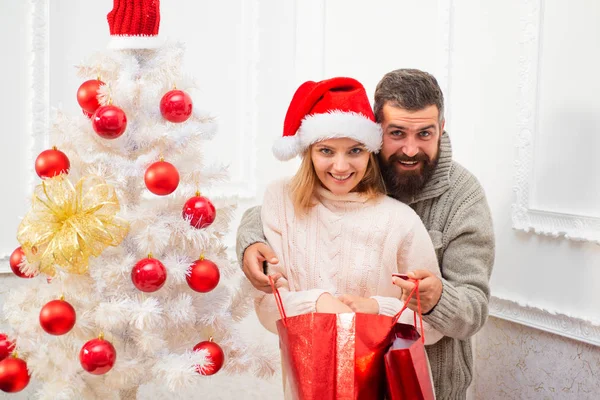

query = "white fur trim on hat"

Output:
[[301, 110, 381, 150], [272, 111, 382, 161], [272, 134, 302, 161], [107, 35, 164, 50]]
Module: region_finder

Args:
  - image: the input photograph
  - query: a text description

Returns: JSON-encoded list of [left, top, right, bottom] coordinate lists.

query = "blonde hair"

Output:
[[290, 148, 386, 214]]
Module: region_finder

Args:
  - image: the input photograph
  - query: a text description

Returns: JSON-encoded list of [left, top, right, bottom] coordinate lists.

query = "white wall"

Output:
[[449, 0, 600, 323], [0, 1, 34, 274], [2, 0, 600, 398]]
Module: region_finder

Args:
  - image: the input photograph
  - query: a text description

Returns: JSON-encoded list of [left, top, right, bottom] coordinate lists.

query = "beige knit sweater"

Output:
[[238, 133, 495, 399], [255, 179, 442, 344], [255, 179, 442, 399]]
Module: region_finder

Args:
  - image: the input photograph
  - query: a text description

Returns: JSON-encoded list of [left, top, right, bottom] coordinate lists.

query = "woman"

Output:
[[255, 77, 441, 397]]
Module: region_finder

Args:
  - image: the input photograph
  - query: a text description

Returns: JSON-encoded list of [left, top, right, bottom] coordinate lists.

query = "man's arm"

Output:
[[236, 205, 281, 292], [423, 196, 495, 340], [236, 205, 266, 265]]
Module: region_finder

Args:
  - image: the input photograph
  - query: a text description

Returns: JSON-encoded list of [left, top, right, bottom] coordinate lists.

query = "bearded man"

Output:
[[236, 69, 495, 400]]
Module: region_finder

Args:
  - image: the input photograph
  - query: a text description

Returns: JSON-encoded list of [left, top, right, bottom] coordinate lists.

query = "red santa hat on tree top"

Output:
[[273, 77, 382, 161], [106, 0, 162, 49]]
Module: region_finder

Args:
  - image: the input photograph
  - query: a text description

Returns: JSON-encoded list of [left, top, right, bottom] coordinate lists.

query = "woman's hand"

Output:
[[337, 294, 380, 314], [316, 293, 353, 314]]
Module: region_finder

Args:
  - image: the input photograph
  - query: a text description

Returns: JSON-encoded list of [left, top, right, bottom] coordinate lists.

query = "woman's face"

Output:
[[310, 138, 370, 195]]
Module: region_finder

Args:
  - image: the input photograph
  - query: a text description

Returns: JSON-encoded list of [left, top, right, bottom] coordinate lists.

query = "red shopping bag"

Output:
[[384, 280, 435, 400], [269, 277, 398, 400]]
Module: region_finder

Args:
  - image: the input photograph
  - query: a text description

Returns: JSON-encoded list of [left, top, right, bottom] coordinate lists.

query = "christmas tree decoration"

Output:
[[186, 256, 220, 293], [9, 247, 35, 279], [144, 159, 180, 195], [131, 255, 167, 292], [182, 192, 216, 229], [4, 1, 276, 396], [79, 334, 117, 375], [77, 78, 105, 114], [35, 147, 70, 179], [160, 89, 193, 123], [39, 297, 76, 336], [17, 175, 129, 276], [194, 338, 224, 376], [0, 355, 30, 393], [0, 335, 15, 361], [92, 104, 127, 139]]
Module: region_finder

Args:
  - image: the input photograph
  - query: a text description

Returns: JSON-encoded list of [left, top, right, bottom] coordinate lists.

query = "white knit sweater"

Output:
[[255, 178, 443, 344]]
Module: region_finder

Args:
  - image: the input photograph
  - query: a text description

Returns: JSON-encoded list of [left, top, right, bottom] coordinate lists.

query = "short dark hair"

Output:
[[373, 69, 445, 123]]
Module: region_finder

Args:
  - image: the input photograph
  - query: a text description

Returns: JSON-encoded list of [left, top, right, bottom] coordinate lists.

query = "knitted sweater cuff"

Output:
[[236, 206, 266, 266], [236, 234, 267, 267], [371, 296, 403, 317], [289, 289, 330, 315], [423, 278, 461, 330]]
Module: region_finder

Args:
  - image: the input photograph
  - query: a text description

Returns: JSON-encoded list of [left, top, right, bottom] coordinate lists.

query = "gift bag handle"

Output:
[[269, 275, 288, 327], [391, 279, 425, 344]]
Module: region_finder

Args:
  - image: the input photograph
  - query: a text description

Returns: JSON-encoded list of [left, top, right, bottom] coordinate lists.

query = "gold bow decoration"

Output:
[[17, 175, 129, 276]]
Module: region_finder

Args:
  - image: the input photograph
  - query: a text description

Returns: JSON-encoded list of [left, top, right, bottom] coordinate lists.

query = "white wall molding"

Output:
[[0, 258, 11, 274], [206, 0, 260, 200], [31, 0, 50, 158], [490, 295, 600, 347], [437, 0, 453, 125], [293, 0, 326, 84], [292, 0, 453, 111], [0, 0, 49, 274], [512, 0, 600, 244]]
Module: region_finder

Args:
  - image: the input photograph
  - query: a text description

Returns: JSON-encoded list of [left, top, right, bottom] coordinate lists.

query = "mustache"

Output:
[[387, 152, 430, 163]]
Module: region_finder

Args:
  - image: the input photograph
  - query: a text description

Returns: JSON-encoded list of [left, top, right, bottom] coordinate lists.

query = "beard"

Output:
[[378, 142, 440, 200]]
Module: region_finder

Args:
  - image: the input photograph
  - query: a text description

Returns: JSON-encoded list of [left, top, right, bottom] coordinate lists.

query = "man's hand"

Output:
[[316, 293, 353, 314], [337, 294, 379, 314], [242, 242, 282, 293], [392, 270, 443, 314]]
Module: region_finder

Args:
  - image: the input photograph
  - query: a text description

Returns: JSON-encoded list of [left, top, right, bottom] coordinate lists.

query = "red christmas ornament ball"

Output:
[[131, 257, 167, 292], [79, 337, 117, 375], [39, 299, 76, 336], [35, 148, 70, 179], [83, 109, 93, 119], [193, 340, 224, 376], [186, 258, 220, 293], [0, 335, 15, 362], [0, 357, 30, 393], [144, 161, 180, 195], [92, 105, 127, 139], [182, 195, 216, 229], [160, 89, 193, 123], [77, 79, 105, 113], [9, 247, 34, 279]]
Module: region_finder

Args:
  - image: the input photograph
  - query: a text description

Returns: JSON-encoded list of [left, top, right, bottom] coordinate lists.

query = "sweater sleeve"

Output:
[[423, 195, 495, 340], [255, 278, 328, 334], [372, 215, 444, 345], [235, 205, 266, 266], [254, 181, 329, 334]]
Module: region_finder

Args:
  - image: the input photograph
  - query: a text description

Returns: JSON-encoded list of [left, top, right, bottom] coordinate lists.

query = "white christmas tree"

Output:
[[0, 2, 276, 399]]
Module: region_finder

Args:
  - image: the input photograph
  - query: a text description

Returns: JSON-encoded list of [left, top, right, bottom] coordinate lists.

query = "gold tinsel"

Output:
[[17, 175, 129, 276]]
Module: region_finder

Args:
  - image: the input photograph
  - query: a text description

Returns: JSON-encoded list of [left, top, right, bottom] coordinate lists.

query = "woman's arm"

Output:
[[254, 180, 350, 334], [255, 272, 333, 334], [385, 216, 445, 345]]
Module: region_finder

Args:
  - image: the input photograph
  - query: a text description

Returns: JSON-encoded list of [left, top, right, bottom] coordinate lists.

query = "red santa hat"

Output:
[[273, 77, 382, 161], [106, 0, 162, 49]]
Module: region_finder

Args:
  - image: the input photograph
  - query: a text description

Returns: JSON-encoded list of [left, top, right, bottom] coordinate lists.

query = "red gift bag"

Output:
[[384, 281, 435, 400], [269, 277, 399, 400]]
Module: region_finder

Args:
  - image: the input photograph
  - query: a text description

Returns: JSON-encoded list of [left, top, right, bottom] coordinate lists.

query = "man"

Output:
[[236, 69, 495, 399]]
